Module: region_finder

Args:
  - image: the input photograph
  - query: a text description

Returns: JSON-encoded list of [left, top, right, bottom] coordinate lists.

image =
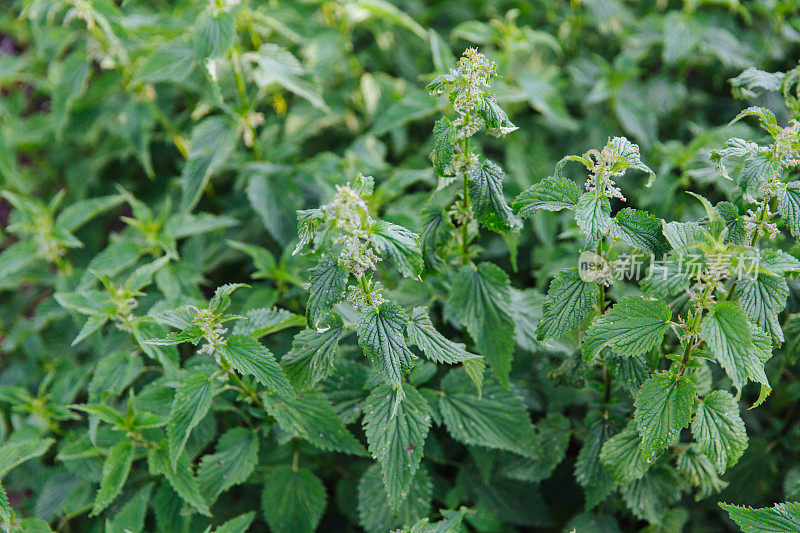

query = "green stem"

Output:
[[231, 49, 263, 160], [359, 275, 374, 307], [461, 115, 472, 260], [678, 298, 705, 375], [225, 364, 264, 408], [232, 49, 250, 110], [726, 200, 770, 301], [596, 242, 606, 314], [602, 365, 612, 419]]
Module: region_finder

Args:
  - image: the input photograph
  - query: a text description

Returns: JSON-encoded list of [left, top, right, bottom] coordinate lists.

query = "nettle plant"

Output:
[[3, 8, 800, 526], [510, 68, 800, 523]]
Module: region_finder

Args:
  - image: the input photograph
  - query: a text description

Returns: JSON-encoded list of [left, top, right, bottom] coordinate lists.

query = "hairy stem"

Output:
[[461, 114, 472, 261]]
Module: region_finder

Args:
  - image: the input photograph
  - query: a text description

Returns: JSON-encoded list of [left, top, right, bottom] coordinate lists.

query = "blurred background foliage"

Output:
[[1, 0, 800, 531]]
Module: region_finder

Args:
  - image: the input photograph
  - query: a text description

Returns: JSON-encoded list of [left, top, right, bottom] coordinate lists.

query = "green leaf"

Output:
[[740, 153, 780, 195], [167, 373, 215, 468], [124, 256, 170, 293], [408, 507, 470, 533], [371, 221, 423, 278], [509, 288, 543, 353], [220, 334, 295, 399], [432, 117, 456, 176], [448, 262, 515, 384], [406, 307, 478, 364], [0, 240, 39, 288], [363, 383, 431, 510], [358, 464, 432, 533], [180, 116, 237, 212], [778, 182, 800, 238], [620, 466, 684, 524], [91, 440, 135, 516], [498, 413, 571, 483], [730, 67, 785, 96], [719, 502, 800, 532], [153, 484, 182, 532], [608, 352, 649, 394], [13, 519, 54, 533], [72, 314, 108, 346], [599, 421, 651, 483], [70, 403, 127, 427], [56, 194, 125, 233], [306, 258, 348, 331], [467, 158, 520, 233], [662, 220, 709, 250], [105, 483, 153, 533], [735, 272, 789, 343], [574, 417, 615, 509], [243, 43, 328, 111], [634, 371, 696, 459], [214, 512, 256, 533], [282, 323, 346, 387], [357, 302, 416, 388], [700, 301, 764, 390], [439, 371, 537, 458], [477, 92, 518, 134], [677, 446, 728, 500], [208, 282, 248, 312], [351, 0, 428, 39], [610, 208, 670, 256], [0, 481, 13, 529], [50, 51, 89, 138], [582, 296, 671, 361], [0, 436, 55, 477], [148, 446, 210, 516], [513, 176, 580, 219], [133, 40, 196, 83], [691, 390, 748, 473], [420, 206, 454, 269], [717, 202, 747, 244], [263, 390, 367, 456], [729, 106, 780, 133], [575, 192, 612, 246], [371, 88, 436, 136], [233, 307, 305, 339], [261, 466, 327, 533], [197, 428, 258, 505], [536, 268, 599, 341], [145, 328, 203, 346], [606, 136, 657, 185], [191, 11, 235, 59]]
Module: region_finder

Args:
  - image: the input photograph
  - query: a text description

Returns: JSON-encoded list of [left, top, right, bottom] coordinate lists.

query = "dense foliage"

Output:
[[2, 0, 800, 531]]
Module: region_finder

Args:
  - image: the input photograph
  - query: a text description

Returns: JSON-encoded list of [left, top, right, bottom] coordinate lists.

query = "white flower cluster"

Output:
[[687, 279, 721, 311], [321, 183, 369, 230], [190, 307, 229, 359], [773, 120, 800, 168], [584, 149, 627, 202], [743, 205, 779, 241], [337, 231, 381, 278], [320, 182, 382, 278], [346, 278, 386, 309], [113, 293, 139, 332], [452, 48, 496, 115]]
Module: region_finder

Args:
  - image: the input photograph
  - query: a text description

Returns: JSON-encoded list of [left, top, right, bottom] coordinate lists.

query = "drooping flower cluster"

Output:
[[426, 48, 516, 141], [346, 277, 386, 309], [772, 119, 800, 168], [319, 179, 383, 278], [190, 306, 229, 359], [583, 147, 628, 202], [451, 48, 496, 115], [743, 205, 779, 241]]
